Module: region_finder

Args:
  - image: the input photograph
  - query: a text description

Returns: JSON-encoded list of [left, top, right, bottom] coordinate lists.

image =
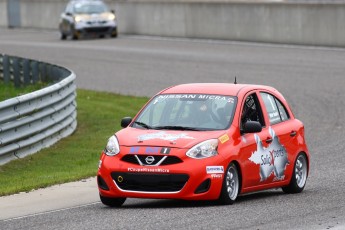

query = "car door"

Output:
[[258, 92, 298, 183], [237, 91, 273, 190], [60, 3, 74, 33]]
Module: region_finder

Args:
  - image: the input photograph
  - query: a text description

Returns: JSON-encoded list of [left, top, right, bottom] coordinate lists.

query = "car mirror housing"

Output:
[[242, 121, 262, 134], [121, 117, 132, 128]]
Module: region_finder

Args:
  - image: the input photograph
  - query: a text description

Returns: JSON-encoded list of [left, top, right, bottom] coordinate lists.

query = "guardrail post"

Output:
[[23, 59, 30, 85], [12, 57, 21, 87], [41, 63, 47, 82], [31, 61, 39, 83], [3, 55, 10, 84]]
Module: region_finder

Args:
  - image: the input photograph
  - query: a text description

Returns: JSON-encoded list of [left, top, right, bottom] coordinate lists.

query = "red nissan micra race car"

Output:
[[97, 83, 310, 207]]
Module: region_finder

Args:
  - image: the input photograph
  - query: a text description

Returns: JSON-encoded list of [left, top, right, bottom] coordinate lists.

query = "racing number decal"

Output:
[[160, 147, 171, 154]]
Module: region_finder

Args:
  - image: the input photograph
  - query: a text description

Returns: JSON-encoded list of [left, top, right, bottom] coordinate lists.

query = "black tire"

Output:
[[72, 33, 79, 40], [218, 162, 240, 205], [60, 33, 67, 40], [282, 153, 308, 194], [100, 194, 126, 207], [111, 28, 118, 38], [72, 28, 79, 40]]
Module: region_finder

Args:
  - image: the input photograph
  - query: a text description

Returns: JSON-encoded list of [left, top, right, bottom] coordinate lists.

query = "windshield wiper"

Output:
[[153, 125, 201, 131], [133, 121, 152, 129]]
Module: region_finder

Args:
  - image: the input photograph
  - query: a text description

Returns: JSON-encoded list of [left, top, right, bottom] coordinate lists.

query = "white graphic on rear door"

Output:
[[248, 127, 289, 182]]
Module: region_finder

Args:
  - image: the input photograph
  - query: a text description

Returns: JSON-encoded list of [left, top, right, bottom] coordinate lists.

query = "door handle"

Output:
[[265, 138, 273, 144], [290, 131, 297, 137]]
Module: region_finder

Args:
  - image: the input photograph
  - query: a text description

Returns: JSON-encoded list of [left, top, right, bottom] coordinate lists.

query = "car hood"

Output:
[[75, 12, 112, 21], [116, 127, 226, 149]]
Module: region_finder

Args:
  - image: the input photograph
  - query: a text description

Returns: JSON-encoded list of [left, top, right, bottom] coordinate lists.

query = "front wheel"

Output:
[[60, 33, 67, 40], [282, 153, 308, 194], [111, 28, 118, 38], [218, 163, 240, 205], [100, 194, 126, 207]]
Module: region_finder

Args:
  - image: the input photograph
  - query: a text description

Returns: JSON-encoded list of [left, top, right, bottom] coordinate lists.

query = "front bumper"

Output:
[[97, 150, 226, 200], [75, 20, 117, 35]]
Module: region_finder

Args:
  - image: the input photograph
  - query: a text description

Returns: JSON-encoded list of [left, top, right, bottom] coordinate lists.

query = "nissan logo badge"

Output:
[[145, 156, 155, 164]]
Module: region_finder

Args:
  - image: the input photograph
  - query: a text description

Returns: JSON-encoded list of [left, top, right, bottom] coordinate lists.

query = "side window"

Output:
[[241, 93, 265, 129], [275, 99, 289, 121], [260, 92, 290, 125], [66, 3, 73, 13]]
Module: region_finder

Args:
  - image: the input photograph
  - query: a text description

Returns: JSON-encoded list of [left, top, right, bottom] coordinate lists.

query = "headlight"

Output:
[[186, 139, 218, 159], [74, 15, 83, 23], [108, 13, 115, 21], [104, 135, 120, 156]]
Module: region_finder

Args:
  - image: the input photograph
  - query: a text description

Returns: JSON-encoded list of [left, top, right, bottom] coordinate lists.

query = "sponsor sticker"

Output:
[[219, 134, 230, 144], [206, 166, 224, 174], [248, 127, 289, 182], [145, 147, 159, 154], [128, 167, 170, 173], [211, 174, 223, 179], [129, 146, 140, 154], [138, 131, 195, 142]]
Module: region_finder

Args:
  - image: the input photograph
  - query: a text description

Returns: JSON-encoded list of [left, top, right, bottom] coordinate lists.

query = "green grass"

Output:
[[0, 88, 148, 196], [0, 81, 47, 101]]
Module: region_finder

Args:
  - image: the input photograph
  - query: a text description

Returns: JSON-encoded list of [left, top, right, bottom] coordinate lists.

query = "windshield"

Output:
[[73, 2, 108, 14], [133, 94, 237, 131]]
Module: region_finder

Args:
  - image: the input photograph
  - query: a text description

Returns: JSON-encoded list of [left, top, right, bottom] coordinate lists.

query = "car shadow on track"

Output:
[[100, 190, 286, 209]]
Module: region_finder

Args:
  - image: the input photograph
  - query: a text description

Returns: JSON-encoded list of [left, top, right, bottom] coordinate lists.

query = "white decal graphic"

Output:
[[128, 167, 170, 173], [138, 131, 195, 142], [206, 166, 224, 174], [157, 94, 235, 103], [248, 127, 289, 181]]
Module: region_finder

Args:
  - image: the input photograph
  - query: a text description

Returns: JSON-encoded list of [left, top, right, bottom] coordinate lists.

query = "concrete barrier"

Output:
[[111, 2, 345, 47], [1, 0, 345, 46], [0, 0, 8, 27]]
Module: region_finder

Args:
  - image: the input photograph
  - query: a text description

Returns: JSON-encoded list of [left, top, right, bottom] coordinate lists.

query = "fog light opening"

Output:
[[194, 179, 211, 194], [97, 176, 110, 191]]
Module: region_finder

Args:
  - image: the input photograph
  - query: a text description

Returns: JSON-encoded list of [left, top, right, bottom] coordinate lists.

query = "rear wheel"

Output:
[[218, 162, 240, 205], [282, 153, 308, 194], [100, 194, 126, 207]]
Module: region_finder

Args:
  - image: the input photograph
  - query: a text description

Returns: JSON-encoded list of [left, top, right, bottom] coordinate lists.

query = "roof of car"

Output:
[[159, 83, 277, 96], [69, 0, 104, 4]]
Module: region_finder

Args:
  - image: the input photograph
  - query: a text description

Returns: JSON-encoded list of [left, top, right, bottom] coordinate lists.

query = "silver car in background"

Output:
[[59, 0, 117, 40]]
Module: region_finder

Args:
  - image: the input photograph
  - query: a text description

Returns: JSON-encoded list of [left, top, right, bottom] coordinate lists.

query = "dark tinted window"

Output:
[[241, 93, 265, 129]]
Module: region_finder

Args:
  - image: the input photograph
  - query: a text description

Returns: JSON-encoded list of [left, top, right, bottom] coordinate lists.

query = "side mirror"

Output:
[[111, 10, 115, 14], [121, 117, 132, 128], [241, 121, 262, 134], [66, 12, 73, 16]]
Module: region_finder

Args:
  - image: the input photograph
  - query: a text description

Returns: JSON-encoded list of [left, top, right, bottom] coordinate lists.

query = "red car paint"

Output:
[[97, 83, 310, 206]]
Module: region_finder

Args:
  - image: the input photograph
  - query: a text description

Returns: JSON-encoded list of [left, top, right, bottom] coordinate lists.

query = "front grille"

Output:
[[111, 172, 189, 192], [160, 156, 183, 165], [84, 27, 110, 33], [121, 154, 183, 166]]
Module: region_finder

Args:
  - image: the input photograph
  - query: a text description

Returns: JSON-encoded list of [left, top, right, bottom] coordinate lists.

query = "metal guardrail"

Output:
[[0, 54, 77, 165]]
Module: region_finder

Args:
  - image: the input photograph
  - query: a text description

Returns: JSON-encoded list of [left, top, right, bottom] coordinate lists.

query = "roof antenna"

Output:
[[234, 76, 237, 84]]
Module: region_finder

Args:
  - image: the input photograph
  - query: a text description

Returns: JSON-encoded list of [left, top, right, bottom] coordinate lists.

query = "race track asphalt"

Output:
[[1, 28, 345, 230]]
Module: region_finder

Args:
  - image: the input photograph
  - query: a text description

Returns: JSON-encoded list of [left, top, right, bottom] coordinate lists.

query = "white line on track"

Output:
[[1, 202, 100, 222]]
